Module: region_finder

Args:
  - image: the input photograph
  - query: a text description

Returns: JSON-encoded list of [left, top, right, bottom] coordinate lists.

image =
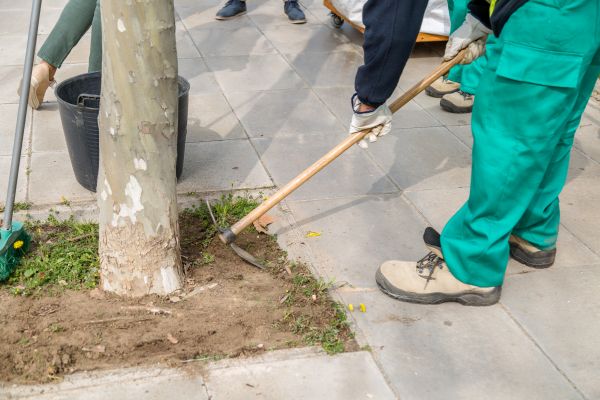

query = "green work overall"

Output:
[[37, 0, 102, 72], [446, 0, 491, 95], [441, 0, 600, 287]]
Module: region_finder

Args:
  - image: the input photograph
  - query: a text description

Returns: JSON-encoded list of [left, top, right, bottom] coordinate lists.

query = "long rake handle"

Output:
[[219, 50, 467, 244], [2, 0, 43, 230]]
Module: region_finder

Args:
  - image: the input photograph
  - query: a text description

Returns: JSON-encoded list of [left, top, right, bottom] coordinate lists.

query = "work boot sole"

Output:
[[215, 10, 247, 20], [440, 97, 473, 113], [376, 269, 501, 306], [425, 86, 458, 98], [509, 244, 556, 269]]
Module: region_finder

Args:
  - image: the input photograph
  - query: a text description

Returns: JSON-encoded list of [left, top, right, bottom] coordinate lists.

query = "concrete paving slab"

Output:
[[366, 126, 472, 191], [0, 367, 209, 400], [0, 156, 27, 204], [176, 23, 202, 58], [285, 195, 427, 286], [204, 54, 307, 94], [226, 88, 342, 138], [314, 86, 441, 130], [188, 26, 277, 57], [0, 103, 31, 156], [178, 139, 273, 193], [0, 10, 29, 35], [0, 34, 29, 66], [186, 93, 246, 142], [446, 124, 473, 148], [574, 124, 600, 164], [285, 50, 363, 88], [205, 350, 396, 400], [178, 58, 223, 95], [0, 65, 23, 104], [262, 24, 355, 55], [31, 104, 68, 153], [248, 0, 319, 29], [340, 290, 582, 400], [252, 133, 397, 201], [404, 187, 600, 274], [501, 264, 600, 399], [28, 151, 95, 204]]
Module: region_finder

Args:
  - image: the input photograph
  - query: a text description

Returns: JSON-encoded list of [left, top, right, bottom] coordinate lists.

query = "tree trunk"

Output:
[[97, 0, 183, 296]]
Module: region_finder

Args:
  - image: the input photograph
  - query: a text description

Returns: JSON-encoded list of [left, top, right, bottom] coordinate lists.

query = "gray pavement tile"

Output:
[[340, 290, 582, 400], [560, 152, 600, 254], [0, 10, 29, 35], [0, 65, 23, 104], [29, 151, 95, 204], [574, 124, 600, 164], [176, 23, 202, 58], [285, 50, 363, 88], [248, 0, 318, 28], [446, 124, 473, 148], [314, 86, 441, 130], [1, 367, 209, 400], [404, 188, 600, 274], [285, 195, 427, 286], [0, 103, 31, 156], [205, 350, 396, 400], [413, 91, 472, 127], [501, 264, 600, 400], [262, 24, 355, 55], [178, 139, 273, 192], [178, 58, 223, 95], [581, 98, 600, 127], [0, 34, 29, 66], [204, 54, 306, 94], [226, 88, 342, 138], [188, 26, 277, 57], [0, 156, 28, 204], [366, 126, 472, 191], [31, 103, 68, 152], [186, 93, 246, 142], [252, 133, 397, 201]]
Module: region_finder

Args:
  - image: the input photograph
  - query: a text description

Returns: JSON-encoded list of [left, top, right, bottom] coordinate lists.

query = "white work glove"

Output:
[[444, 14, 491, 64], [348, 94, 392, 149]]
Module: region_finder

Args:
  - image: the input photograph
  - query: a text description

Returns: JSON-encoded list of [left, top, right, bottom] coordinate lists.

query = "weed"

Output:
[[201, 252, 215, 265], [5, 215, 99, 295], [0, 202, 32, 213]]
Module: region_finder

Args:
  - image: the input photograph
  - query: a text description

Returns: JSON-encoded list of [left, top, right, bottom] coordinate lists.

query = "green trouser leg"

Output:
[[89, 0, 102, 72], [440, 0, 600, 287], [445, 0, 488, 95], [37, 0, 101, 72]]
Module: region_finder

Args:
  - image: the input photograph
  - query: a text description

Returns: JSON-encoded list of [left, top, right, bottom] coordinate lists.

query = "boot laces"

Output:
[[416, 252, 444, 288], [457, 90, 473, 100]]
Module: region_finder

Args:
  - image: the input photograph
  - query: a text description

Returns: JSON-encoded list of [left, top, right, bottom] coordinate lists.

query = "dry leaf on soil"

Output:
[[253, 214, 276, 234]]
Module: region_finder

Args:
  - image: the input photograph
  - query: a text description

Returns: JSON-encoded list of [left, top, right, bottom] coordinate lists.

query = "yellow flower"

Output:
[[13, 240, 24, 250]]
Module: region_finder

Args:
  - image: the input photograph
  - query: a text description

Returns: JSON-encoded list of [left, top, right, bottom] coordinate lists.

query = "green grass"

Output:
[[6, 215, 99, 295], [0, 202, 32, 213]]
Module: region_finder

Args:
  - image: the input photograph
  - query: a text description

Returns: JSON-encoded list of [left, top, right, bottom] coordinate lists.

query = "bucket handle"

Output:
[[77, 93, 101, 108]]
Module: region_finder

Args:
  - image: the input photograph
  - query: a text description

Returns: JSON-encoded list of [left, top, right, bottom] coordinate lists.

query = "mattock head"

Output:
[[204, 199, 265, 270]]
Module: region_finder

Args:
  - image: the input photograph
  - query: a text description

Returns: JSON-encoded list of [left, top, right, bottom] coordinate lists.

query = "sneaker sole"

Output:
[[289, 19, 307, 24], [215, 10, 247, 20], [509, 244, 555, 269], [376, 269, 501, 306], [425, 86, 459, 99], [440, 97, 473, 113]]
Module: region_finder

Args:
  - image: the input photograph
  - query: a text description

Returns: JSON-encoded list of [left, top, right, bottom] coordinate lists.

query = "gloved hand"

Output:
[[349, 94, 392, 149], [444, 14, 491, 64]]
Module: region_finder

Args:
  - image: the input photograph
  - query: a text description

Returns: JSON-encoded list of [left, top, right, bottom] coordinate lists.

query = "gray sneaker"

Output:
[[284, 0, 306, 24]]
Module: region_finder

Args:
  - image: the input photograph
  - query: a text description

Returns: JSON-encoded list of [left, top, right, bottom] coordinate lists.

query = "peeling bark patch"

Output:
[[139, 121, 154, 135], [117, 18, 126, 32], [160, 266, 181, 293], [111, 176, 144, 227], [133, 158, 147, 171]]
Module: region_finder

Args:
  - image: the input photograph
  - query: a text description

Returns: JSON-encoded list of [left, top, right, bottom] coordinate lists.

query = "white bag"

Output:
[[328, 0, 451, 36]]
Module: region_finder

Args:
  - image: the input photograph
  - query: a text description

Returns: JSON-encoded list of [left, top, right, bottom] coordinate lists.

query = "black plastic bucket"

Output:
[[55, 72, 190, 192]]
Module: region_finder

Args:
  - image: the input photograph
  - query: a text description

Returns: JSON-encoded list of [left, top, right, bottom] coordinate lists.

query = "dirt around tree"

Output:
[[0, 198, 356, 384]]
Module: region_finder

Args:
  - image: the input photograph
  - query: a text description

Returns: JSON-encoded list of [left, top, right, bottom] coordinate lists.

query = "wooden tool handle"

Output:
[[220, 51, 466, 243]]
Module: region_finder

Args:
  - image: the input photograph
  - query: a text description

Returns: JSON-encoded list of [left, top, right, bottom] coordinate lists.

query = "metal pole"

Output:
[[2, 0, 42, 230]]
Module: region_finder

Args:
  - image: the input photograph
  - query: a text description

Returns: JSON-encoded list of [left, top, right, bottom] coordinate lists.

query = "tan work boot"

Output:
[[440, 90, 474, 113], [425, 76, 460, 98], [376, 251, 501, 306], [17, 63, 55, 109], [509, 235, 556, 268]]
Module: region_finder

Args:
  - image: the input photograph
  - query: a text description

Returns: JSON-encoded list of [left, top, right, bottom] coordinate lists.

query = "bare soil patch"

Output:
[[0, 202, 356, 384]]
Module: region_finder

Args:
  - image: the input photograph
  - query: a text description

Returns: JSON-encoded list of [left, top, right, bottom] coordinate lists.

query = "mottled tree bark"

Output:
[[97, 0, 183, 296]]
